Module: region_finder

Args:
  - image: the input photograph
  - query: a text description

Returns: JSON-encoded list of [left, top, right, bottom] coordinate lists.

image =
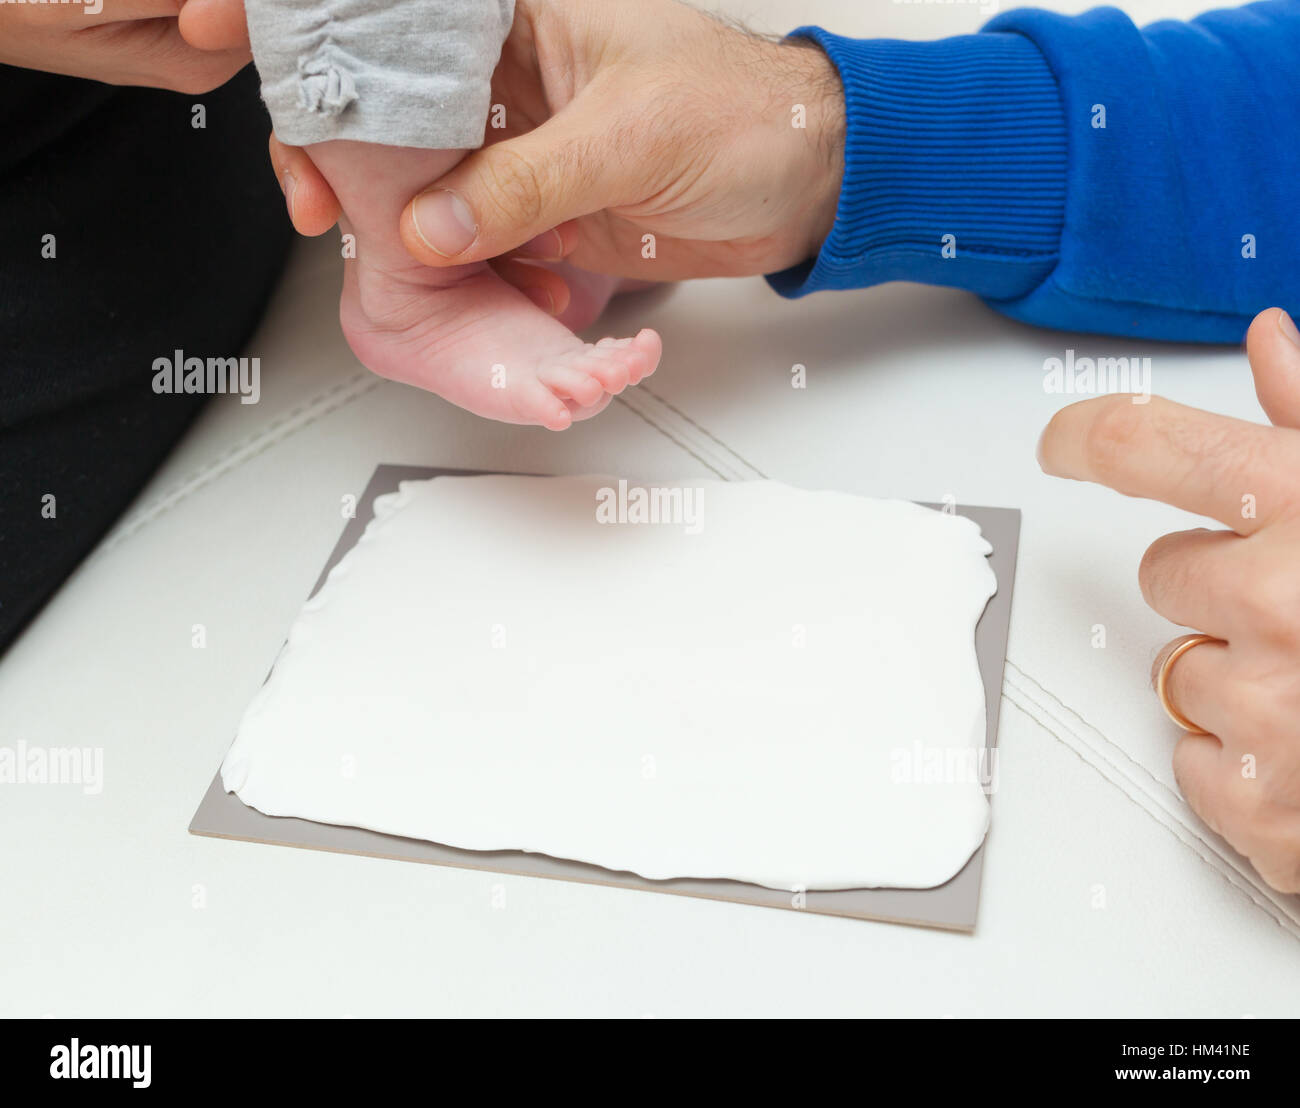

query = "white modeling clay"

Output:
[[222, 476, 998, 890]]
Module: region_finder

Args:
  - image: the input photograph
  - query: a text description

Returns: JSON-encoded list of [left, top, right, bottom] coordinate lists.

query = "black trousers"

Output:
[[0, 65, 293, 654]]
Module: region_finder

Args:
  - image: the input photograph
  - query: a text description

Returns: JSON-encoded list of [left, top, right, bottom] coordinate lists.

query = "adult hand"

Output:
[[1037, 308, 1300, 894], [184, 0, 845, 279], [0, 0, 249, 93], [398, 0, 844, 284]]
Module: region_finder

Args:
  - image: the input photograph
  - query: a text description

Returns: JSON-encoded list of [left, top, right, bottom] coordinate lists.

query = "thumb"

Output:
[[399, 101, 621, 266], [1247, 307, 1300, 430]]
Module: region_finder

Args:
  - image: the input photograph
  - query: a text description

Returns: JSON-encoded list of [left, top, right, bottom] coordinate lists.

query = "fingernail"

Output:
[[1277, 310, 1300, 349], [518, 229, 565, 261], [282, 171, 296, 225], [522, 286, 556, 315], [411, 189, 478, 257]]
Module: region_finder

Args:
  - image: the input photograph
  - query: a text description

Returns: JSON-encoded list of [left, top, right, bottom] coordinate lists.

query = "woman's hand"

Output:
[[1038, 308, 1300, 894], [0, 0, 249, 92]]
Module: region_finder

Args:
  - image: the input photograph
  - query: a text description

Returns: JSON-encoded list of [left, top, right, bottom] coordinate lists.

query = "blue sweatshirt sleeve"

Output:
[[768, 3, 1300, 343]]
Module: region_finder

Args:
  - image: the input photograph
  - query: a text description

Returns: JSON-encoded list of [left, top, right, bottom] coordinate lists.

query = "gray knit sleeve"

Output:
[[245, 0, 515, 149]]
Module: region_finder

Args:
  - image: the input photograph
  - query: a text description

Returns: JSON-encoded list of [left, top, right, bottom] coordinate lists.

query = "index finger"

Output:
[[1036, 394, 1290, 535]]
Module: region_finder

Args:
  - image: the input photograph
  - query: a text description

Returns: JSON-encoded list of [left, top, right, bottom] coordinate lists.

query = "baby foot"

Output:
[[303, 140, 661, 430], [341, 253, 661, 430]]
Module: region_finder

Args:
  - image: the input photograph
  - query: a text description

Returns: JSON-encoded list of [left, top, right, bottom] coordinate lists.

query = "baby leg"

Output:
[[310, 141, 660, 430]]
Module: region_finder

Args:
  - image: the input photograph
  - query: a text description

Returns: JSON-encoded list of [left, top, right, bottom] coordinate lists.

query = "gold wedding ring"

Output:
[[1155, 633, 1220, 735]]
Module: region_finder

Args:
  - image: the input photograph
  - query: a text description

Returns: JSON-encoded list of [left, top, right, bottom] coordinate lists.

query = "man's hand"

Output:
[[1038, 308, 1300, 894], [397, 0, 845, 282], [1, 0, 249, 93], [184, 0, 846, 288]]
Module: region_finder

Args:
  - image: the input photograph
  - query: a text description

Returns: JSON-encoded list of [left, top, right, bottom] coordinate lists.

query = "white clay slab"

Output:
[[219, 474, 998, 892]]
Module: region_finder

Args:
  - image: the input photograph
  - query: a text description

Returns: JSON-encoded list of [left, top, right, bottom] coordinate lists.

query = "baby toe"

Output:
[[564, 393, 614, 423], [509, 378, 573, 431], [626, 329, 663, 385], [538, 364, 606, 409], [582, 341, 636, 395]]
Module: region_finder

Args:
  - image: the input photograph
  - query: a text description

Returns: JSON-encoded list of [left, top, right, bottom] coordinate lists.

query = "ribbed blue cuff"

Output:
[[767, 27, 1067, 301]]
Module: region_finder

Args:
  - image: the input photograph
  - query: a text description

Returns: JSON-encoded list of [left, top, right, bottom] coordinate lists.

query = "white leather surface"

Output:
[[2, 0, 1297, 1016]]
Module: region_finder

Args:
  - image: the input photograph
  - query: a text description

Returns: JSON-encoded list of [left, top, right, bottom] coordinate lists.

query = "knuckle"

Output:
[[483, 147, 547, 229], [1202, 427, 1271, 499], [1163, 405, 1239, 462], [1138, 534, 1188, 604], [1082, 397, 1150, 483]]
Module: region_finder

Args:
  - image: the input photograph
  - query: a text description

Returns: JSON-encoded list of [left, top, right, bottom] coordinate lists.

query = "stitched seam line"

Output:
[[94, 372, 378, 560], [1005, 663, 1300, 927], [1002, 672, 1300, 941], [100, 376, 714, 557], [612, 394, 731, 480], [635, 385, 769, 479], [1001, 691, 1300, 939], [1008, 660, 1192, 810]]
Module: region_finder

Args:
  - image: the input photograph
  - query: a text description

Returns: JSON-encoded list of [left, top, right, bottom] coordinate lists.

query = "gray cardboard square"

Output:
[[191, 465, 1020, 932]]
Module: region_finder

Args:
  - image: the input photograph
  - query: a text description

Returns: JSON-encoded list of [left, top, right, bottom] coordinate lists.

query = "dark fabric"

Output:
[[0, 64, 293, 653]]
